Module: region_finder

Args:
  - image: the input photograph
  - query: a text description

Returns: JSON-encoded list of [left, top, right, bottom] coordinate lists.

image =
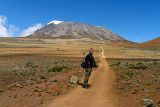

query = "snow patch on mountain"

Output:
[[47, 20, 63, 25]]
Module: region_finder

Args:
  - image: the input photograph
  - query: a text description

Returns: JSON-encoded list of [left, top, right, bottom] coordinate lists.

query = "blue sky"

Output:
[[0, 0, 160, 42]]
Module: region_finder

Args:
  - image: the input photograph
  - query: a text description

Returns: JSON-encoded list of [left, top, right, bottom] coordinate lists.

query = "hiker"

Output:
[[81, 48, 97, 88]]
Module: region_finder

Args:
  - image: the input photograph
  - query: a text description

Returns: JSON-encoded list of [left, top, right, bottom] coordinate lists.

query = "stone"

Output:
[[53, 92, 59, 96], [50, 79, 59, 82], [28, 92, 33, 96], [34, 89, 42, 92], [26, 80, 33, 85], [142, 98, 154, 107], [16, 83, 23, 88], [0, 89, 4, 92], [154, 87, 160, 92], [70, 76, 79, 84], [7, 83, 16, 90]]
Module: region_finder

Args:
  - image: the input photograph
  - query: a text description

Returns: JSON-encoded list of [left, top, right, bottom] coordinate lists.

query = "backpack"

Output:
[[81, 53, 86, 68], [82, 53, 96, 68], [81, 58, 86, 68]]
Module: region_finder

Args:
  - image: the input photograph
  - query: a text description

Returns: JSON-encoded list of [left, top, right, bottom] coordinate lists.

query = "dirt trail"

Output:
[[47, 47, 117, 107]]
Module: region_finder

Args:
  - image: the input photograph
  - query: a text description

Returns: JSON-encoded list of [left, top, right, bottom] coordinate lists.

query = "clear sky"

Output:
[[0, 0, 160, 42]]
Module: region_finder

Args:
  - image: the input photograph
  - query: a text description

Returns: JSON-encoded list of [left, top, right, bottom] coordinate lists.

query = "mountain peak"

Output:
[[28, 21, 125, 41], [47, 20, 63, 25]]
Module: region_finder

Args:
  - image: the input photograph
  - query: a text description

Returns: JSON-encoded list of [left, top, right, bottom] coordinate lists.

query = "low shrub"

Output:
[[114, 61, 121, 66], [128, 62, 147, 69], [124, 70, 135, 77], [48, 65, 68, 72]]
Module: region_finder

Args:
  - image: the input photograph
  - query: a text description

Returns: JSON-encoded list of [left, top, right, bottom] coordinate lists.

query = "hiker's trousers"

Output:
[[83, 68, 92, 85]]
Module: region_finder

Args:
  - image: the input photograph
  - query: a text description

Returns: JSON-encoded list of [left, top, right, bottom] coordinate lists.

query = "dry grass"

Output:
[[103, 46, 160, 59], [0, 38, 160, 107], [0, 38, 102, 107]]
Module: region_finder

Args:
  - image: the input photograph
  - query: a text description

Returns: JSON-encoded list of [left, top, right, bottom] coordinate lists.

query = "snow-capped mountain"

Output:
[[28, 21, 125, 41]]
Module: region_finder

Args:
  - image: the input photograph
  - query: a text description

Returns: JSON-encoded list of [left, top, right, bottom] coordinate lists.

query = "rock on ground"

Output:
[[70, 76, 79, 84], [142, 98, 154, 107], [26, 80, 33, 85]]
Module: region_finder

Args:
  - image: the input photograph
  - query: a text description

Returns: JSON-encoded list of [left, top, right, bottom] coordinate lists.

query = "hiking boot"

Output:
[[82, 84, 89, 88]]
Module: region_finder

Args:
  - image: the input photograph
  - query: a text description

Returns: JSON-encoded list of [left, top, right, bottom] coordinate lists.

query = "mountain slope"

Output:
[[27, 22, 125, 41], [140, 37, 160, 47], [127, 37, 160, 50]]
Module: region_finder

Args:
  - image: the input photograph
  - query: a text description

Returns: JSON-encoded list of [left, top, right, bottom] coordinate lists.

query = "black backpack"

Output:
[[81, 59, 86, 68], [80, 54, 92, 68]]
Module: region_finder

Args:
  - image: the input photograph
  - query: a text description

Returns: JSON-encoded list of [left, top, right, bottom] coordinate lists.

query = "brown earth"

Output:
[[108, 58, 160, 107], [0, 71, 82, 107], [0, 39, 101, 107], [46, 48, 119, 107], [0, 38, 160, 107]]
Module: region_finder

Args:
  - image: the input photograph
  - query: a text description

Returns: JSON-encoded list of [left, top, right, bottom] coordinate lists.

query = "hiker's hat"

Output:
[[89, 48, 93, 51]]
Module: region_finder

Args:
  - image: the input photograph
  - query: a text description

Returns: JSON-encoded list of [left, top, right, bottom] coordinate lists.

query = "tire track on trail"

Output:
[[47, 47, 117, 107]]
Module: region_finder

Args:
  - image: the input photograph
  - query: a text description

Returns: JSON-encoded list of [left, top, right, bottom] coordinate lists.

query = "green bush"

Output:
[[125, 62, 129, 66], [25, 62, 38, 68], [125, 70, 135, 77], [128, 62, 147, 69], [48, 65, 67, 72], [128, 64, 134, 69], [114, 61, 121, 66]]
